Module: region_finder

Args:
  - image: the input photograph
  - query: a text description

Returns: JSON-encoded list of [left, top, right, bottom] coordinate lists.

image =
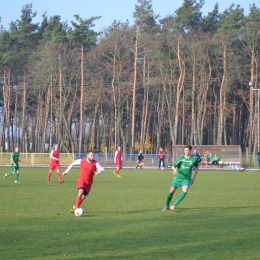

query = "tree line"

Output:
[[0, 0, 259, 156]]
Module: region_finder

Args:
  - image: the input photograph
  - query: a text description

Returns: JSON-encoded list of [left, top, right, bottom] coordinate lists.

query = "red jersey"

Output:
[[64, 158, 104, 185], [50, 149, 60, 162], [159, 151, 165, 159], [49, 149, 60, 170], [77, 159, 97, 184], [115, 150, 122, 166]]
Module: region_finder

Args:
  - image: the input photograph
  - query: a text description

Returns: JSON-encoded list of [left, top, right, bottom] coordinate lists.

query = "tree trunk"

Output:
[[79, 44, 84, 153], [140, 54, 149, 150], [217, 44, 227, 145], [59, 53, 63, 145], [131, 30, 139, 154], [21, 75, 27, 152], [111, 41, 118, 148], [174, 37, 185, 144], [191, 52, 196, 145], [2, 67, 11, 151]]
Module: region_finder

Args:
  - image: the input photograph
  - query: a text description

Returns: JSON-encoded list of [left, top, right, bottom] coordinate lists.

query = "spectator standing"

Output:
[[191, 149, 201, 164], [158, 148, 165, 169], [201, 152, 209, 168], [257, 151, 260, 168]]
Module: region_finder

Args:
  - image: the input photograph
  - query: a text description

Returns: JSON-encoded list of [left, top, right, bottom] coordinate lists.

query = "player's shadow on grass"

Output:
[[73, 206, 260, 217], [91, 206, 256, 215], [174, 206, 260, 211]]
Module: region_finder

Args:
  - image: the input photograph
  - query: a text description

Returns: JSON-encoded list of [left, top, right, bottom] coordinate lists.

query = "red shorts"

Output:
[[76, 180, 92, 195], [50, 160, 60, 170]]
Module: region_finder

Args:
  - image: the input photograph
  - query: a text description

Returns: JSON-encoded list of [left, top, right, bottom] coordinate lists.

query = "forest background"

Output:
[[0, 0, 260, 156]]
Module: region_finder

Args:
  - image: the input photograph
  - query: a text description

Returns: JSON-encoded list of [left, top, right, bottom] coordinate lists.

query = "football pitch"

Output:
[[1, 168, 260, 260]]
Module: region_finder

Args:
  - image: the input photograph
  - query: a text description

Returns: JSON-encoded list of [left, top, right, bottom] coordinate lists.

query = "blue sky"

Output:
[[0, 0, 258, 31]]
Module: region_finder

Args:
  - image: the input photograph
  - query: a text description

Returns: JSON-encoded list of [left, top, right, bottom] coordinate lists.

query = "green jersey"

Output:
[[11, 152, 20, 165], [173, 155, 198, 179], [213, 155, 219, 161]]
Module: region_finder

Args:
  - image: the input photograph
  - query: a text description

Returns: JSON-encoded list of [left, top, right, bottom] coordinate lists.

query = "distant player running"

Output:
[[62, 150, 104, 213], [4, 146, 23, 183], [135, 151, 144, 170], [162, 145, 199, 212], [47, 144, 64, 183]]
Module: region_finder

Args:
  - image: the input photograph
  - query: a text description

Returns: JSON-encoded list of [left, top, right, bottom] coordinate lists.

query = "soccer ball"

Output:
[[74, 208, 84, 217]]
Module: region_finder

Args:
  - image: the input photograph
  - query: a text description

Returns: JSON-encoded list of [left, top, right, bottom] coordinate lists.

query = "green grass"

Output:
[[1, 168, 260, 260]]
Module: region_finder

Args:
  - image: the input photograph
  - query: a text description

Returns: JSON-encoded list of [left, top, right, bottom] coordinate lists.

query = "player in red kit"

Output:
[[62, 150, 105, 213], [114, 146, 122, 177], [47, 144, 64, 183]]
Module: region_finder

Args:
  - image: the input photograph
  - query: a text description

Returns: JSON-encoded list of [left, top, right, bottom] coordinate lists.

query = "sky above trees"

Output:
[[0, 0, 257, 31]]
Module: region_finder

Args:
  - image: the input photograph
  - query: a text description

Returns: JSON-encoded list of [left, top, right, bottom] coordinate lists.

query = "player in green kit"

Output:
[[162, 145, 199, 212], [4, 146, 23, 183]]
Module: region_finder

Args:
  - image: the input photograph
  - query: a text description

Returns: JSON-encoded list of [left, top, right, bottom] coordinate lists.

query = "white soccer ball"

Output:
[[74, 208, 84, 217]]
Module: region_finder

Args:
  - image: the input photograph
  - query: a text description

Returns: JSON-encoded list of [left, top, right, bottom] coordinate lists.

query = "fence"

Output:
[[0, 151, 258, 169], [173, 145, 246, 169], [74, 153, 173, 168], [173, 145, 242, 162], [0, 153, 74, 166], [0, 152, 172, 168]]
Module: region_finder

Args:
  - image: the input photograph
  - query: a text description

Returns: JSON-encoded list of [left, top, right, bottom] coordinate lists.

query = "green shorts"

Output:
[[171, 177, 191, 188], [11, 163, 20, 172]]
